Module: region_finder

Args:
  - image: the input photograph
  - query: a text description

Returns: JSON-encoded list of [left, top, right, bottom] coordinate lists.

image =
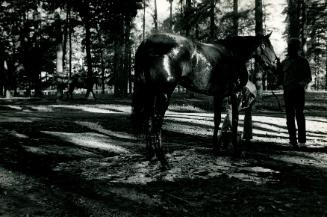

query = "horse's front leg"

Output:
[[145, 116, 155, 161], [213, 96, 223, 153], [231, 93, 240, 156], [146, 93, 170, 169]]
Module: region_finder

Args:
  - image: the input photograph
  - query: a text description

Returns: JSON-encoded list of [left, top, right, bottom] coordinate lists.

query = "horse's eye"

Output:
[[261, 44, 265, 49]]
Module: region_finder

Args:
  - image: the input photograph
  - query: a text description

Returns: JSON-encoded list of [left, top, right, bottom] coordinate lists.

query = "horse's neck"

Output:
[[220, 37, 260, 61]]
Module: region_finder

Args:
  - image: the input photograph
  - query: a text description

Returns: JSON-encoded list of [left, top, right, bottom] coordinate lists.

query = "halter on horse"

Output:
[[132, 33, 278, 168]]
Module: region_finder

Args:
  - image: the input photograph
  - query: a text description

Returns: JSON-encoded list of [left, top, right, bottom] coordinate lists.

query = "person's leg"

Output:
[[284, 89, 297, 146], [295, 87, 306, 144]]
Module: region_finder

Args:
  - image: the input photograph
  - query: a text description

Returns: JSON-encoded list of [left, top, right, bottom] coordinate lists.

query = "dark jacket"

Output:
[[279, 55, 312, 90]]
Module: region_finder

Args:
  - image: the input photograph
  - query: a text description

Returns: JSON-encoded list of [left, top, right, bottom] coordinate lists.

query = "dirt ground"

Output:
[[0, 92, 327, 216]]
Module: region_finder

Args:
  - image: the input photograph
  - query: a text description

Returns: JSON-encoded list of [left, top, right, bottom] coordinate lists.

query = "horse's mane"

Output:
[[214, 35, 264, 60], [215, 35, 262, 49]]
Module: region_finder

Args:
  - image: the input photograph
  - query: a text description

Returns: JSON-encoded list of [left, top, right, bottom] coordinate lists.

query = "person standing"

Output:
[[278, 38, 312, 148]]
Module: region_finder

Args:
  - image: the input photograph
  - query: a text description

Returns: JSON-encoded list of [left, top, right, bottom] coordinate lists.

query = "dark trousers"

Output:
[[284, 85, 306, 144]]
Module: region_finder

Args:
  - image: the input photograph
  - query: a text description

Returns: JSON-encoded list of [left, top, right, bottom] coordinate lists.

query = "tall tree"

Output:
[[287, 0, 300, 39], [232, 0, 238, 36], [154, 0, 158, 31], [254, 0, 263, 97], [168, 0, 173, 31], [54, 10, 65, 100], [209, 0, 215, 40], [79, 0, 94, 99], [143, 0, 146, 39]]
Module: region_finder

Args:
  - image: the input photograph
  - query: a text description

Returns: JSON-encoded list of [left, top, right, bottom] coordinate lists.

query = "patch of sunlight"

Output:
[[94, 150, 278, 185], [242, 166, 279, 174], [252, 128, 289, 139], [271, 153, 327, 169], [0, 116, 35, 123], [41, 131, 130, 154], [253, 121, 287, 133], [166, 111, 214, 119], [78, 106, 120, 114], [163, 122, 213, 137], [252, 115, 285, 124], [6, 105, 23, 110], [168, 104, 206, 113], [165, 116, 213, 127], [75, 121, 137, 141], [23, 144, 97, 157], [228, 172, 268, 184], [93, 104, 131, 113], [49, 105, 119, 114], [307, 121, 327, 134], [29, 105, 53, 112], [0, 167, 17, 188], [8, 130, 29, 139], [106, 187, 160, 206]]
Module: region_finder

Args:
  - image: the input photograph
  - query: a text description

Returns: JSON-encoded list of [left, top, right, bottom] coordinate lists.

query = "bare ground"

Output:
[[0, 92, 327, 216]]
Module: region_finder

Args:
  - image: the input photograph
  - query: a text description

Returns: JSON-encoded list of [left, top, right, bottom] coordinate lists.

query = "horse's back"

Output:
[[135, 33, 248, 96]]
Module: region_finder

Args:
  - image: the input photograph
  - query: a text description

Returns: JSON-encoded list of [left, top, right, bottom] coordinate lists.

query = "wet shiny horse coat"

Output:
[[132, 33, 277, 167]]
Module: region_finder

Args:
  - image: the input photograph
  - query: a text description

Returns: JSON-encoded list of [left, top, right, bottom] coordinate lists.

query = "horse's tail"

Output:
[[131, 43, 148, 135]]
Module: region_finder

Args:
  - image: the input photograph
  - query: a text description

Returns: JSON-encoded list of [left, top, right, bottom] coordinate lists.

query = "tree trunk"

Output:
[[326, 43, 327, 90], [68, 9, 72, 80], [3, 59, 12, 99], [185, 0, 191, 36], [113, 17, 127, 97], [0, 53, 3, 97], [55, 10, 65, 100], [143, 0, 146, 40], [95, 24, 106, 95], [124, 16, 132, 95], [62, 2, 70, 75], [242, 0, 264, 141], [232, 0, 238, 36], [95, 24, 105, 95], [11, 35, 18, 96], [287, 0, 300, 39], [299, 0, 306, 49], [154, 0, 158, 31], [79, 0, 94, 99], [255, 0, 264, 98], [84, 18, 94, 99], [169, 0, 173, 31], [210, 0, 215, 40], [325, 0, 327, 90]]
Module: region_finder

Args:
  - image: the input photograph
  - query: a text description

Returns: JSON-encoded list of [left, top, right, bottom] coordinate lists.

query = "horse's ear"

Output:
[[265, 32, 272, 38]]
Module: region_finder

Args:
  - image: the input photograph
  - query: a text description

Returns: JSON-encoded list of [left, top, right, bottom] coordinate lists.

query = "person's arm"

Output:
[[299, 58, 312, 87], [304, 58, 312, 85], [273, 58, 283, 89]]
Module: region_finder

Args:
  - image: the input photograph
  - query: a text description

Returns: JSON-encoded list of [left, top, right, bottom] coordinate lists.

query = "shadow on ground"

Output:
[[0, 96, 327, 216]]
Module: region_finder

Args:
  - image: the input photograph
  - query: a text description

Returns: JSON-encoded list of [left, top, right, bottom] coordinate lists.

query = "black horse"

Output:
[[66, 74, 99, 99], [132, 33, 278, 167]]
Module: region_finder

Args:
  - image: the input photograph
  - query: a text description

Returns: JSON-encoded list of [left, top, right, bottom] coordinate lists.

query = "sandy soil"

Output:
[[0, 93, 327, 216]]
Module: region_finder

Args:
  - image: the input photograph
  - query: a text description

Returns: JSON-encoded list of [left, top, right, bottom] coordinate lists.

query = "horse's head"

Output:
[[255, 33, 279, 72]]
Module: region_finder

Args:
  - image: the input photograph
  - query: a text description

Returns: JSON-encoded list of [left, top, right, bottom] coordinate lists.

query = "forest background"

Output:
[[0, 0, 326, 99]]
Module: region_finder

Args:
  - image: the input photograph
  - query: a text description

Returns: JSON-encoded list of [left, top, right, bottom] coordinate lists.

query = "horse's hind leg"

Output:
[[231, 93, 241, 156], [213, 96, 223, 153]]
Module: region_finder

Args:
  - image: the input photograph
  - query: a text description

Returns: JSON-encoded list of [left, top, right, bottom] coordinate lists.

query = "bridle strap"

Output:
[[260, 45, 278, 64]]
